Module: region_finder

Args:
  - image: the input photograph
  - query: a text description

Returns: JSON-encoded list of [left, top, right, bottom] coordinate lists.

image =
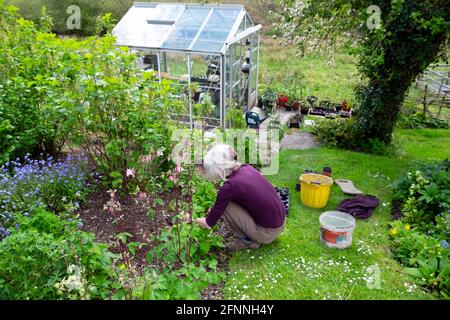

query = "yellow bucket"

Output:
[[300, 174, 334, 208]]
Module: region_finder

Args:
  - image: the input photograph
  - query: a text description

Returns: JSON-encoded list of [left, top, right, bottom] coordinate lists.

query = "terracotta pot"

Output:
[[291, 101, 301, 111]]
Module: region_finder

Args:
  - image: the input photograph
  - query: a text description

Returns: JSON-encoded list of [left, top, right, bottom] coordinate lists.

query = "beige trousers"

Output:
[[223, 202, 285, 245]]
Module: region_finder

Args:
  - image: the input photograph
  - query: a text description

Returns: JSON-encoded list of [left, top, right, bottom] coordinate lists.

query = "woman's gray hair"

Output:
[[204, 144, 241, 181]]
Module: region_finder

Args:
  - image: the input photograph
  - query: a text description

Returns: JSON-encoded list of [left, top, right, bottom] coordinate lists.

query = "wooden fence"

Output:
[[416, 64, 450, 96], [410, 64, 450, 119]]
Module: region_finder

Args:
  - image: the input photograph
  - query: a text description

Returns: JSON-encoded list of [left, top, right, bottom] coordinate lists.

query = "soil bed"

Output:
[[78, 189, 233, 300]]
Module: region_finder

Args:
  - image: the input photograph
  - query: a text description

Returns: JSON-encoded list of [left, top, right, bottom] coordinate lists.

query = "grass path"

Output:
[[221, 130, 449, 300]]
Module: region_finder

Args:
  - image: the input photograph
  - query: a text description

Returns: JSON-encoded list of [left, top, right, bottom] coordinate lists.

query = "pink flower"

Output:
[[137, 191, 148, 201], [175, 164, 183, 173], [126, 168, 136, 179], [142, 155, 152, 163], [107, 189, 116, 200], [168, 175, 175, 182], [156, 149, 163, 157]]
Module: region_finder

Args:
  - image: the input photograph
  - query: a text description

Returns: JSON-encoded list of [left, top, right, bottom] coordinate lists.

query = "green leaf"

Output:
[[404, 267, 422, 278], [116, 232, 132, 244]]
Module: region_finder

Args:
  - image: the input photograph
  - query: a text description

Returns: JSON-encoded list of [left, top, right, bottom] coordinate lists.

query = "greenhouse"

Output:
[[113, 2, 262, 128]]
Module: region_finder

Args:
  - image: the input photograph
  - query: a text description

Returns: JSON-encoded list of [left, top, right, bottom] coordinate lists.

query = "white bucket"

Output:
[[319, 211, 356, 249]]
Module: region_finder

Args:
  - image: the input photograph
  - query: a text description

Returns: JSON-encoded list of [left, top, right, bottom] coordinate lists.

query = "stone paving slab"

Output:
[[281, 131, 320, 150]]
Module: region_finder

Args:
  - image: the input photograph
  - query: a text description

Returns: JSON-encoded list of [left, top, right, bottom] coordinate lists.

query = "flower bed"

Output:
[[389, 160, 450, 298], [0, 154, 91, 235], [0, 153, 228, 299]]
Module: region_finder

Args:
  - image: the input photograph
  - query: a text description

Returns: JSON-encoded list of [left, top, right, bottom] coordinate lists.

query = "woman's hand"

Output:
[[196, 217, 211, 229]]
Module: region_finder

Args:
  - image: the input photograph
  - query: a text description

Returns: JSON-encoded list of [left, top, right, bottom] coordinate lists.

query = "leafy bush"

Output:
[[148, 215, 224, 266], [67, 41, 179, 191], [0, 220, 117, 299], [148, 172, 224, 266], [0, 2, 181, 191], [106, 169, 224, 300], [390, 160, 450, 298], [311, 118, 360, 149], [397, 112, 449, 129], [17, 208, 66, 236], [312, 117, 398, 155], [390, 220, 450, 298], [0, 5, 75, 162], [142, 216, 224, 300], [153, 262, 223, 300], [112, 260, 223, 300], [391, 160, 450, 227], [0, 154, 91, 232]]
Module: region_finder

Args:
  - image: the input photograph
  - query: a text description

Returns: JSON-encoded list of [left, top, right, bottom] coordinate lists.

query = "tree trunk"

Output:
[[355, 80, 408, 145], [354, 1, 448, 145]]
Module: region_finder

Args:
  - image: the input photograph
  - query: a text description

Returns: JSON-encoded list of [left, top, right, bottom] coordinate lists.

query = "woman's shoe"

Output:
[[227, 238, 261, 252]]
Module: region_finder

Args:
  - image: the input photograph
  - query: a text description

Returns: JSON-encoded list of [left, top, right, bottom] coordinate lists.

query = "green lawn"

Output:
[[221, 129, 450, 300], [394, 129, 450, 161]]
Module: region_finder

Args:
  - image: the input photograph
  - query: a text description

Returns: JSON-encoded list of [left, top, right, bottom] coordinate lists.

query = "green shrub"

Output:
[[397, 112, 449, 129], [312, 117, 401, 155], [390, 220, 450, 298], [390, 160, 450, 298], [0, 5, 74, 162], [152, 262, 223, 300], [192, 176, 217, 216], [17, 208, 66, 236], [112, 260, 223, 300], [67, 42, 179, 192], [391, 160, 450, 227], [0, 227, 117, 299], [311, 118, 360, 149], [0, 2, 181, 191]]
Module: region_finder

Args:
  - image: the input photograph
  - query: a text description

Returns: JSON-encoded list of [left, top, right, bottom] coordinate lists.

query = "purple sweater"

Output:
[[206, 165, 286, 228]]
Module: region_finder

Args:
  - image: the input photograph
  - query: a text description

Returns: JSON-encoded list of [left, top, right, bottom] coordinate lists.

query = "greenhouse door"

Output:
[[248, 31, 260, 111]]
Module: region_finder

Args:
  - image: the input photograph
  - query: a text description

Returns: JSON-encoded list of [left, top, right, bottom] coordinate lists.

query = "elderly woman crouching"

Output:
[[195, 144, 286, 251]]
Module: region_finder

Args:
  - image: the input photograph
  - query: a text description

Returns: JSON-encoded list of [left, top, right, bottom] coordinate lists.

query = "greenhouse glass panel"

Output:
[[162, 7, 211, 50], [146, 4, 185, 23], [190, 9, 240, 52], [191, 41, 224, 53], [114, 4, 175, 48]]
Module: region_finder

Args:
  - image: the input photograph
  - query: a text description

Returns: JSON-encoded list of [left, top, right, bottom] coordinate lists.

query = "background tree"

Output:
[[5, 0, 133, 35], [276, 0, 449, 147]]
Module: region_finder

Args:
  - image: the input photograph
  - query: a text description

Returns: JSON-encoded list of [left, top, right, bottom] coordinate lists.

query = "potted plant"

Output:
[[342, 100, 351, 112], [284, 88, 294, 111], [340, 100, 353, 118], [285, 71, 306, 112], [288, 90, 301, 111], [261, 87, 278, 114], [307, 96, 318, 108], [277, 92, 289, 109], [300, 100, 310, 115]]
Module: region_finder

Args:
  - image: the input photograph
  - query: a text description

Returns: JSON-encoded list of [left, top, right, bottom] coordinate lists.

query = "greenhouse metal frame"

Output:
[[113, 2, 262, 128]]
